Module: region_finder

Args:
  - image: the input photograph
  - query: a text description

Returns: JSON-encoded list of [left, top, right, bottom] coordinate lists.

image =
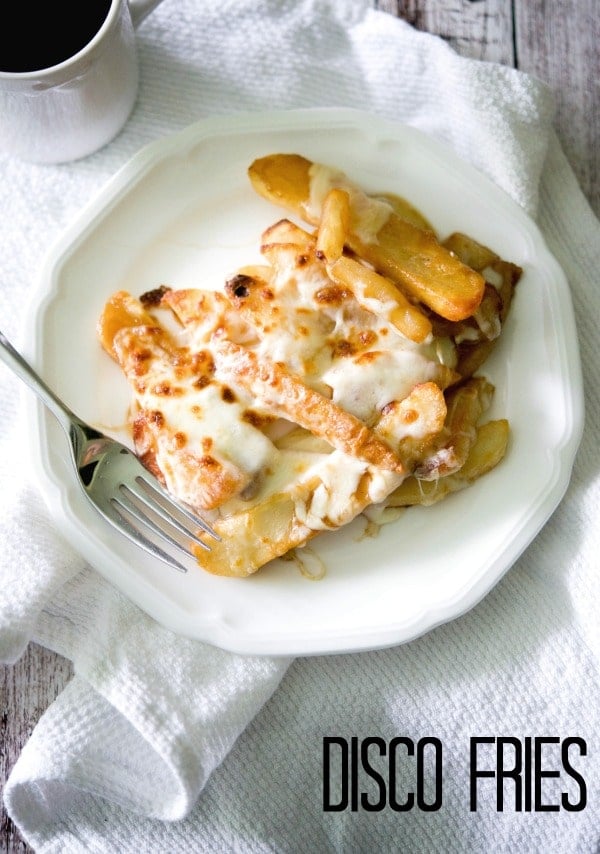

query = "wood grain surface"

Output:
[[1, 1, 598, 850]]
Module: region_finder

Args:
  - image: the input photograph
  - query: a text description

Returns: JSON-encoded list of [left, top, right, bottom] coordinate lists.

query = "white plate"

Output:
[[26, 109, 583, 656]]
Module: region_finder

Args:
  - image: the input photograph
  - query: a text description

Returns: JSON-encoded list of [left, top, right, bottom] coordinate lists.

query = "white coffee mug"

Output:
[[0, 0, 165, 164]]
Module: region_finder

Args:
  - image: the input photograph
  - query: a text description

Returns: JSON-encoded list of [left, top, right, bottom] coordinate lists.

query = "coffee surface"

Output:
[[0, 1, 112, 73]]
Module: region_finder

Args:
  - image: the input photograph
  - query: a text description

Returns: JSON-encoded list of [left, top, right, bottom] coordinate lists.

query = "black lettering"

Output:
[[497, 737, 522, 812], [561, 737, 587, 811], [417, 737, 443, 811], [389, 736, 415, 811], [323, 737, 348, 811], [350, 736, 359, 811], [523, 736, 532, 812], [534, 737, 560, 812], [360, 737, 387, 811], [470, 737, 495, 811]]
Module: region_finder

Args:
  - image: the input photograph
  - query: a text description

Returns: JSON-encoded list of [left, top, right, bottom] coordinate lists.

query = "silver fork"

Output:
[[0, 330, 219, 573]]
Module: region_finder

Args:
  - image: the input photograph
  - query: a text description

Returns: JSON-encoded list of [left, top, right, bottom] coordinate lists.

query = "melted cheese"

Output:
[[322, 350, 441, 423], [293, 451, 402, 531], [150, 382, 276, 476], [306, 163, 393, 244], [113, 325, 278, 509]]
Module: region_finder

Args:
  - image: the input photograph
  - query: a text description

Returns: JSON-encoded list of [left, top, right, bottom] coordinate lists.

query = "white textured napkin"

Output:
[[2, 1, 599, 851]]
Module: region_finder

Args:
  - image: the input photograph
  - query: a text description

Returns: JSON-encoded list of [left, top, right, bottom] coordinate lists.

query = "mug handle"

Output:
[[128, 0, 166, 28]]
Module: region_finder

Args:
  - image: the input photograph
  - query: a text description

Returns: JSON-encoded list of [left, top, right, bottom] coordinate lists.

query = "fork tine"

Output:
[[116, 487, 212, 554], [134, 475, 221, 542], [123, 478, 215, 548], [108, 500, 190, 573]]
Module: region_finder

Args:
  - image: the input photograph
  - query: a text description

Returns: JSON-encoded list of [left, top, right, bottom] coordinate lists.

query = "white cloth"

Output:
[[2, 1, 599, 851]]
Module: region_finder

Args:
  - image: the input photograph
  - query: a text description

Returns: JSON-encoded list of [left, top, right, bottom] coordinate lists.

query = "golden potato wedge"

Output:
[[386, 419, 509, 507], [441, 232, 522, 377], [316, 188, 350, 263], [193, 492, 314, 577], [372, 192, 436, 233], [261, 217, 316, 250], [249, 153, 312, 213], [376, 381, 448, 469], [414, 377, 494, 480], [97, 290, 158, 361], [327, 254, 433, 343]]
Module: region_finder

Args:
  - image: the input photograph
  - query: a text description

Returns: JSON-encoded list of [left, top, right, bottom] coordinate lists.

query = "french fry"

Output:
[[259, 238, 321, 279], [372, 192, 436, 233], [162, 287, 261, 352], [222, 250, 338, 370], [162, 287, 230, 327], [212, 338, 404, 474], [472, 285, 503, 341], [441, 232, 522, 377], [386, 419, 509, 507], [248, 154, 485, 321], [249, 153, 312, 212], [274, 426, 332, 454], [443, 232, 498, 270], [327, 254, 433, 343], [223, 272, 278, 337], [443, 233, 521, 323], [193, 492, 311, 576], [316, 188, 350, 263], [375, 382, 448, 468], [350, 219, 485, 323], [97, 290, 159, 361], [261, 217, 316, 251], [414, 377, 494, 480]]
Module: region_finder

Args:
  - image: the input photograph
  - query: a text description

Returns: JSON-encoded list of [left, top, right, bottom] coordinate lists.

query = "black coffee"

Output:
[[0, 0, 113, 73]]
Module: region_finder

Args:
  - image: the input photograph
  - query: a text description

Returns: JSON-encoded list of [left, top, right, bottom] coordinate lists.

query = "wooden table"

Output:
[[2, 2, 598, 850]]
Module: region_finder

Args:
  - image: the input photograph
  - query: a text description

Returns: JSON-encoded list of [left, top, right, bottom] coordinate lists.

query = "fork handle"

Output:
[[0, 330, 78, 432]]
